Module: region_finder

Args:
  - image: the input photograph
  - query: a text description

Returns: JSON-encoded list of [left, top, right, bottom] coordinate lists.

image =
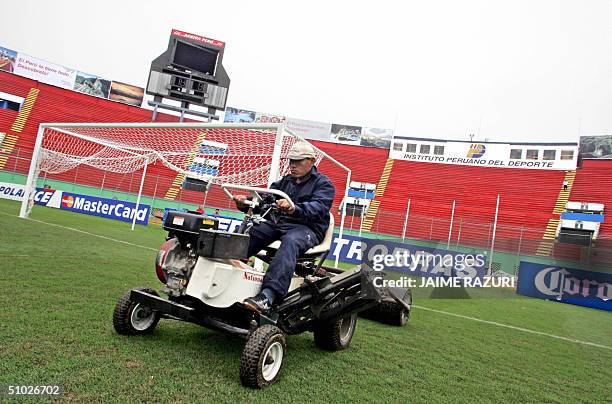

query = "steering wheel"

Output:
[[221, 184, 295, 222]]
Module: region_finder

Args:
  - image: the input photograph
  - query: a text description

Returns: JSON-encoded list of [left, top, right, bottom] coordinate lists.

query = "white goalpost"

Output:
[[20, 122, 351, 266]]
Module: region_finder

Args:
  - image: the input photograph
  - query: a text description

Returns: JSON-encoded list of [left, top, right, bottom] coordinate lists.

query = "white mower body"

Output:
[[186, 258, 264, 308], [185, 257, 306, 308]]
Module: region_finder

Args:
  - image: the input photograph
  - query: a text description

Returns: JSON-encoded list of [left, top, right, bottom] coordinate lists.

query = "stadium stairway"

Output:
[[0, 86, 40, 170], [163, 132, 208, 201], [361, 158, 394, 232], [535, 170, 576, 257]]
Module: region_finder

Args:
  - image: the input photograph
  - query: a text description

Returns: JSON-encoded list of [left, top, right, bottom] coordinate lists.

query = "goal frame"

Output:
[[20, 122, 351, 267]]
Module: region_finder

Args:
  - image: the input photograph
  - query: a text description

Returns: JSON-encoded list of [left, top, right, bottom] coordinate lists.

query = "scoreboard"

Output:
[[147, 29, 231, 119]]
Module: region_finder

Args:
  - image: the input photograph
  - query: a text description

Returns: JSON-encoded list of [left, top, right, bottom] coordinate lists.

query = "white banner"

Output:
[[0, 182, 64, 208], [285, 117, 331, 141], [389, 137, 578, 170], [14, 52, 76, 89], [0, 181, 25, 201]]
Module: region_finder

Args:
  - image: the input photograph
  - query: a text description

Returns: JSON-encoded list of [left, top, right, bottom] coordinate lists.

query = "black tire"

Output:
[[313, 314, 357, 351], [113, 287, 160, 335], [380, 300, 410, 326], [360, 299, 411, 327], [240, 325, 286, 389]]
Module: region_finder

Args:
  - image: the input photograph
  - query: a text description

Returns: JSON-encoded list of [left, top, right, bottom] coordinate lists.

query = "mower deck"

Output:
[[130, 265, 380, 338], [130, 289, 252, 337]]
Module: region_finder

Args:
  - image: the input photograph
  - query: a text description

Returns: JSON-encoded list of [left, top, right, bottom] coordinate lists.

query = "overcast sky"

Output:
[[1, 0, 611, 142]]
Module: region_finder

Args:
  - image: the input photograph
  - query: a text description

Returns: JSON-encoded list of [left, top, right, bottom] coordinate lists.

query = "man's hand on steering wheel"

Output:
[[233, 194, 249, 209], [277, 198, 295, 214]]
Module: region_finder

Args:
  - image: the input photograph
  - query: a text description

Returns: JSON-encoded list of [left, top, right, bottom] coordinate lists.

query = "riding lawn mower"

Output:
[[113, 185, 411, 388]]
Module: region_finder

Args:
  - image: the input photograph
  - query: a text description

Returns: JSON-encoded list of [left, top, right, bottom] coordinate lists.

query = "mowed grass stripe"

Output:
[[0, 198, 610, 402]]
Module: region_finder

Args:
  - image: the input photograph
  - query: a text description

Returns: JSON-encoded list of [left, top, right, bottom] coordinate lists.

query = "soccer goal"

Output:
[[20, 123, 351, 266]]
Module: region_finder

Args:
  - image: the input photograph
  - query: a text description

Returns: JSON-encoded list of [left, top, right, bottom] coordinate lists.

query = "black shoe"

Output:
[[243, 294, 272, 314]]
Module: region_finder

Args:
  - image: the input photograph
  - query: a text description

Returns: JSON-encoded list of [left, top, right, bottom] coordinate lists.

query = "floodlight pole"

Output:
[[358, 187, 367, 238], [19, 124, 46, 218], [335, 171, 351, 268], [447, 200, 456, 249], [131, 157, 149, 231], [488, 194, 500, 275], [202, 182, 212, 208], [358, 203, 364, 238], [402, 198, 411, 242]]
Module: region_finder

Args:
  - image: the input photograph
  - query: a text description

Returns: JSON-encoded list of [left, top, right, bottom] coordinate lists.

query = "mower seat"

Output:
[[260, 214, 334, 259]]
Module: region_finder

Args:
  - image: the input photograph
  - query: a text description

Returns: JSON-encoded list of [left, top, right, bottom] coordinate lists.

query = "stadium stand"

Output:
[[374, 160, 566, 249], [2, 70, 611, 264]]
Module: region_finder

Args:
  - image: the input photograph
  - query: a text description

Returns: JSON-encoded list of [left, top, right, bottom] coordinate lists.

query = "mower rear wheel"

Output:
[[313, 314, 357, 351], [240, 325, 286, 388], [113, 287, 160, 335], [381, 300, 410, 326]]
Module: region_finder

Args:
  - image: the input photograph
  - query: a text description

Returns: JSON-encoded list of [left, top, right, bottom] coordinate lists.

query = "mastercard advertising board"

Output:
[[2, 183, 151, 225], [59, 192, 150, 225]]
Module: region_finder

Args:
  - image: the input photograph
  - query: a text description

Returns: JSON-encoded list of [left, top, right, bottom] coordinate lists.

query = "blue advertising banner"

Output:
[[517, 261, 612, 311], [59, 192, 150, 225], [33, 187, 63, 208], [560, 212, 604, 222], [329, 234, 487, 280]]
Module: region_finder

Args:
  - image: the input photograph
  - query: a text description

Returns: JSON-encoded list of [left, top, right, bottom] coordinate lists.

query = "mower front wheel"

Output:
[[113, 287, 160, 335], [240, 325, 286, 388]]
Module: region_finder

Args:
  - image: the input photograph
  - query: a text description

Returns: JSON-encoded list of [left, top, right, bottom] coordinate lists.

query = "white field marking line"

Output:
[[413, 305, 612, 351], [0, 211, 156, 251], [0, 254, 31, 257]]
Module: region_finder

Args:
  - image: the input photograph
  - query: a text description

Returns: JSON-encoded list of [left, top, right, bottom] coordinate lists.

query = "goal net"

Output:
[[20, 123, 351, 263]]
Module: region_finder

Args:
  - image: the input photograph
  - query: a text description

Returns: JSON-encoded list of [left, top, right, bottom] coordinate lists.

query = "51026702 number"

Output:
[[4, 385, 62, 396]]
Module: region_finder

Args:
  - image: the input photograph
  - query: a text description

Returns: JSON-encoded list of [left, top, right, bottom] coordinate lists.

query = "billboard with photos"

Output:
[[109, 81, 144, 106], [1, 43, 145, 107], [579, 135, 612, 159], [331, 123, 362, 145], [361, 127, 393, 149]]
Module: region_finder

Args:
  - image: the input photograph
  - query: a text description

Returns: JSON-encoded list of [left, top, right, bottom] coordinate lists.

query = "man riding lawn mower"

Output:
[[113, 142, 412, 388]]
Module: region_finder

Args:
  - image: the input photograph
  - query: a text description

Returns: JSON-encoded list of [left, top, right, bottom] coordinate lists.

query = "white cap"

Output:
[[286, 142, 316, 160]]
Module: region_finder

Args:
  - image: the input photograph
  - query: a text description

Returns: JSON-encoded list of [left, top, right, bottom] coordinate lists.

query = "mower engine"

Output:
[[156, 211, 220, 297], [156, 238, 197, 296]]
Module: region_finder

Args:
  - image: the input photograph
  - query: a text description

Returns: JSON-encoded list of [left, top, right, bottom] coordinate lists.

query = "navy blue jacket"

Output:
[[250, 166, 335, 241]]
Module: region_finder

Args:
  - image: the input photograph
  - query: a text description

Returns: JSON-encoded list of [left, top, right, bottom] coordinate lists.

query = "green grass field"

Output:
[[1, 199, 611, 402]]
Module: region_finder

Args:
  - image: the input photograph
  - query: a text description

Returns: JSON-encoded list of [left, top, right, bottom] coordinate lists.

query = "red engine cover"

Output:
[[155, 238, 179, 283]]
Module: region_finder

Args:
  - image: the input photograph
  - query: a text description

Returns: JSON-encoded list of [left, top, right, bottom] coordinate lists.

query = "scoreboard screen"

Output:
[[172, 40, 218, 76]]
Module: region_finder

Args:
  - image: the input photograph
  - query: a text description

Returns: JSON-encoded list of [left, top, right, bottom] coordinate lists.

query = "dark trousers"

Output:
[[247, 221, 320, 298]]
